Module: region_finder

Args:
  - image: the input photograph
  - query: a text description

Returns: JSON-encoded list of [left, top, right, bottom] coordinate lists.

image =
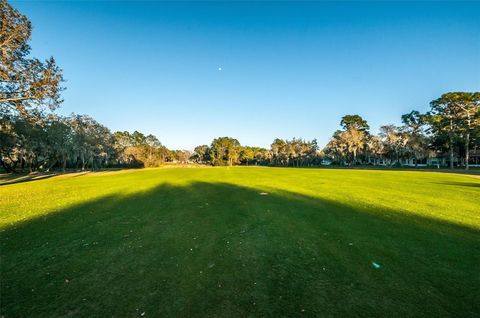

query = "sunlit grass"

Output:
[[2, 167, 479, 229], [1, 167, 479, 316]]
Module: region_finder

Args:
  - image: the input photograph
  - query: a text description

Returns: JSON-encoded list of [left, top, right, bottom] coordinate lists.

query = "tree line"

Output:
[[190, 137, 319, 167], [1, 1, 479, 172], [0, 113, 194, 172], [324, 98, 480, 170]]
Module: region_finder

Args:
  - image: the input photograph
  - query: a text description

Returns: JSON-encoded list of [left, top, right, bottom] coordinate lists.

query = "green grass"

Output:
[[1, 167, 479, 317]]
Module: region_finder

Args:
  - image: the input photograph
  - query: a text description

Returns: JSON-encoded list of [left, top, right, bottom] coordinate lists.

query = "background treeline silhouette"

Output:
[[1, 1, 479, 172], [3, 96, 479, 172]]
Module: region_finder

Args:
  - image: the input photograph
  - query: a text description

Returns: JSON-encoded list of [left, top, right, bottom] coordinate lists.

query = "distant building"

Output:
[[398, 149, 480, 168]]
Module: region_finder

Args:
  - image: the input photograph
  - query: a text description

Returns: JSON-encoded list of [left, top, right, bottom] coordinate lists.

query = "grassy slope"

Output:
[[1, 167, 479, 317]]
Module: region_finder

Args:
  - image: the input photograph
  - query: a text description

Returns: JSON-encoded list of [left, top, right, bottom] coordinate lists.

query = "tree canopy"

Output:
[[0, 0, 64, 120]]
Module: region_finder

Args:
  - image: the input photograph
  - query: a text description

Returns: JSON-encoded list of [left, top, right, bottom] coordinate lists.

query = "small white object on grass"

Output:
[[259, 192, 269, 195], [372, 262, 381, 269]]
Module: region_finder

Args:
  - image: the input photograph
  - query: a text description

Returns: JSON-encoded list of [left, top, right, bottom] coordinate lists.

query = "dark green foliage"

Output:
[[209, 137, 241, 166], [0, 0, 64, 119], [340, 114, 370, 131], [270, 138, 319, 167]]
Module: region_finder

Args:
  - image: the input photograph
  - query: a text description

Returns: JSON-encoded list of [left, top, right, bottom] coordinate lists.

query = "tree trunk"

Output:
[[81, 154, 85, 171], [62, 154, 67, 172], [465, 131, 470, 170], [448, 116, 455, 169], [28, 155, 33, 173], [46, 159, 57, 172], [449, 134, 454, 169]]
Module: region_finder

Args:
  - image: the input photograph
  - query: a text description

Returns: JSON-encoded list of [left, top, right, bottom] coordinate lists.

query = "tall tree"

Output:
[[0, 0, 64, 120], [325, 130, 348, 165], [365, 135, 384, 164], [325, 115, 370, 165], [192, 145, 209, 164], [1, 0, 64, 171], [240, 147, 255, 165], [449, 93, 480, 170], [401, 110, 424, 135], [379, 125, 409, 166], [44, 116, 72, 171], [210, 137, 241, 166], [428, 92, 480, 169], [340, 114, 370, 132], [401, 110, 430, 167], [342, 128, 367, 164], [271, 138, 287, 166]]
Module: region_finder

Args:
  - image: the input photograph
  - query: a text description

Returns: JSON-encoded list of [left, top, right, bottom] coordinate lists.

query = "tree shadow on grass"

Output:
[[0, 169, 128, 186], [0, 172, 59, 186], [433, 181, 480, 188], [1, 182, 479, 317], [319, 166, 480, 177]]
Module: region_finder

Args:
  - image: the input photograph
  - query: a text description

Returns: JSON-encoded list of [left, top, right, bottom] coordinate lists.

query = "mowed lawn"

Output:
[[1, 167, 479, 317]]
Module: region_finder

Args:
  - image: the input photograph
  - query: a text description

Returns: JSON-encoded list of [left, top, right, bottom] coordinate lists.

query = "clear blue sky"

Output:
[[13, 1, 480, 150]]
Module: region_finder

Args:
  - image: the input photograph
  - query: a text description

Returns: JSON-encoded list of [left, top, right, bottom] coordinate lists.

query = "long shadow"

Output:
[[0, 168, 129, 186], [1, 182, 479, 317], [316, 166, 480, 177], [0, 172, 59, 186], [433, 181, 480, 188]]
